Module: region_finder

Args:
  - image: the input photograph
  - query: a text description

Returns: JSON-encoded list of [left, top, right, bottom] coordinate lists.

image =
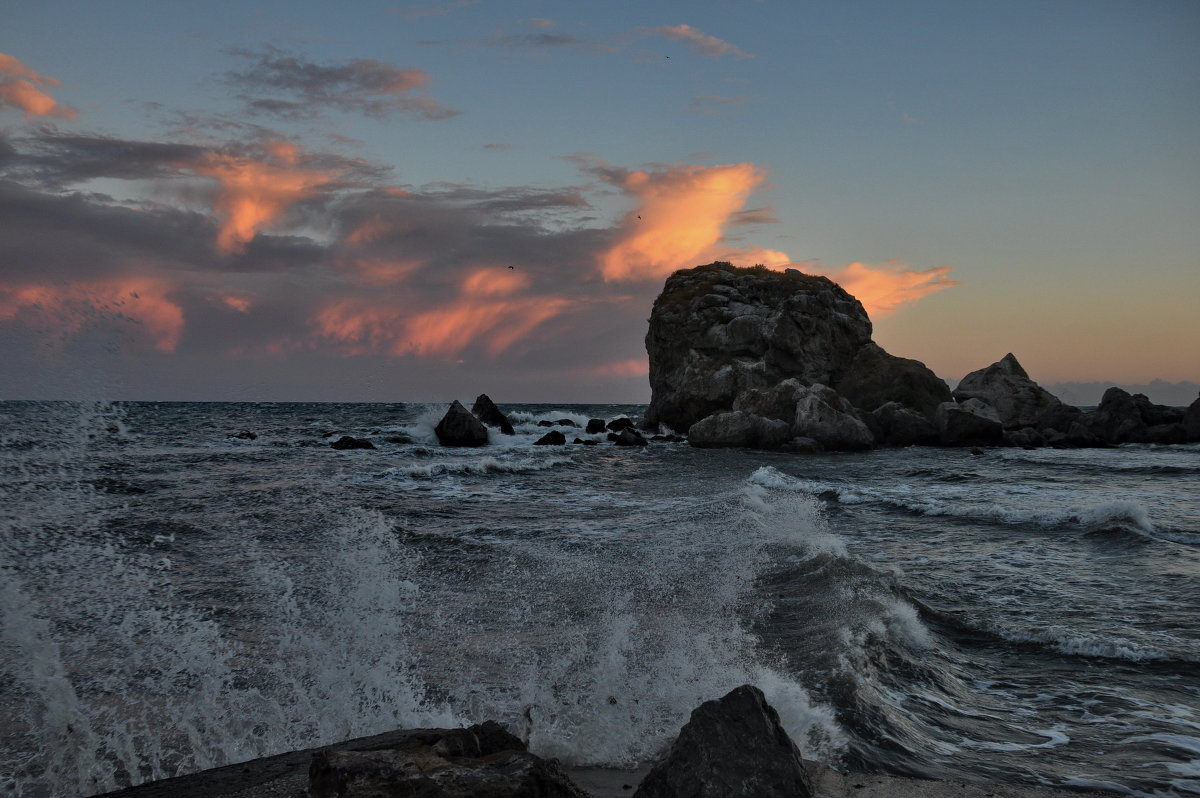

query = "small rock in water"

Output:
[[606, 417, 636, 432], [586, 418, 607, 434], [330, 436, 375, 450], [554, 418, 579, 427], [535, 430, 567, 446], [229, 430, 257, 440], [537, 420, 555, 427], [471, 394, 515, 435], [613, 428, 648, 446], [435, 400, 489, 447]]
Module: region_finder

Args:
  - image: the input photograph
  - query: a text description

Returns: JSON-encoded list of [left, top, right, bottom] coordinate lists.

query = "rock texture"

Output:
[[935, 399, 1004, 447], [1079, 387, 1187, 444], [633, 685, 813, 798], [836, 343, 951, 419], [952, 353, 1077, 431], [645, 263, 872, 435], [471, 394, 515, 435], [435, 400, 489, 447], [308, 721, 587, 798]]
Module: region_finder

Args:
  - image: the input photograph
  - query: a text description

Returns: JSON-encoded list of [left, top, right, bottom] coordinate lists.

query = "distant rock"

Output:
[[586, 418, 607, 434], [471, 394, 515, 435], [330, 436, 375, 450], [935, 399, 1003, 447], [435, 400, 489, 447], [534, 430, 567, 445], [836, 343, 951, 419], [1081, 387, 1186, 444], [633, 685, 813, 798], [953, 353, 1079, 431], [309, 721, 586, 798]]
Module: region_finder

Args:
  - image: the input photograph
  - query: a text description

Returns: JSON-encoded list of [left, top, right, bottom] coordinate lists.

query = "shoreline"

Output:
[[89, 728, 1124, 798]]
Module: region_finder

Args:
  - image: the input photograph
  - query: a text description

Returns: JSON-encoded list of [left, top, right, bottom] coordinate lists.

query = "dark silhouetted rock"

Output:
[[1186, 394, 1200, 442], [586, 418, 607, 434], [554, 418, 579, 428], [613, 428, 648, 446], [606, 417, 636, 432], [867, 402, 939, 447], [309, 721, 586, 798], [953, 353, 1079, 431], [645, 263, 872, 434], [534, 430, 567, 445], [230, 430, 257, 440], [1080, 387, 1186, 444], [435, 400, 489, 447], [836, 343, 951, 419], [935, 399, 1003, 446], [330, 436, 375, 450], [633, 685, 813, 798], [471, 394, 515, 435]]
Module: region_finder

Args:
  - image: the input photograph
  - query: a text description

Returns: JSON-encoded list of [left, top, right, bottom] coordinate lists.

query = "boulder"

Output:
[[471, 394, 515, 435], [688, 411, 791, 450], [330, 436, 375, 450], [435, 400, 489, 447], [554, 418, 579, 428], [644, 263, 872, 433], [613, 428, 649, 446], [309, 721, 586, 798], [1080, 387, 1186, 444], [606, 417, 636, 432], [935, 399, 1003, 446], [534, 430, 567, 446], [867, 402, 939, 447], [835, 342, 951, 418], [791, 384, 874, 450], [1186, 394, 1200, 442], [586, 418, 607, 434], [952, 353, 1077, 430], [633, 685, 813, 798]]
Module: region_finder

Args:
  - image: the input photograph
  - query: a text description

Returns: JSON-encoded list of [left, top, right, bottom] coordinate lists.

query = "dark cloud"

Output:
[[730, 207, 779, 226], [224, 48, 459, 120]]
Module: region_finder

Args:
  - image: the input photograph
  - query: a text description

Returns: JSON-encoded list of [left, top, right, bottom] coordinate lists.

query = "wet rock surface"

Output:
[[435, 400, 489, 447]]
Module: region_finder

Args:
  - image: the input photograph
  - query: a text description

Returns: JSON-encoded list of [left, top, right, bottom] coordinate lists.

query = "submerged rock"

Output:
[[633, 685, 813, 798], [309, 721, 587, 798], [471, 394, 515, 435], [435, 400, 489, 447], [330, 436, 375, 450]]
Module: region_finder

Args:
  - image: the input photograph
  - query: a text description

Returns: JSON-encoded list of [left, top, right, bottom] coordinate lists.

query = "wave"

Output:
[[385, 455, 576, 479]]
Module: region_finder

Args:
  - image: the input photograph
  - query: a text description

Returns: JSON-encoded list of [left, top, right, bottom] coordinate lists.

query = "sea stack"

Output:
[[644, 262, 947, 450]]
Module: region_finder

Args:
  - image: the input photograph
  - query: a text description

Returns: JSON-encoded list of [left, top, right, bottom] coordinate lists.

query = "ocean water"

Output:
[[1, 400, 1198, 797]]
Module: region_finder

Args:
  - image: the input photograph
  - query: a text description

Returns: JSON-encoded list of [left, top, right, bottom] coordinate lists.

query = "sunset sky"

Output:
[[2, 1, 1197, 402]]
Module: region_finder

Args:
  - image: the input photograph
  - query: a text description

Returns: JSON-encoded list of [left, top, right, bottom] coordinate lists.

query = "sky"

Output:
[[2, 0, 1197, 403]]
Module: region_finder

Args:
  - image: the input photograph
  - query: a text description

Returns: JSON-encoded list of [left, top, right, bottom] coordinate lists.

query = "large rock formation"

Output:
[[1079, 387, 1187, 444], [435, 400, 489, 447], [952, 353, 1078, 431], [644, 263, 942, 449], [471, 394, 515, 435], [633, 685, 813, 798]]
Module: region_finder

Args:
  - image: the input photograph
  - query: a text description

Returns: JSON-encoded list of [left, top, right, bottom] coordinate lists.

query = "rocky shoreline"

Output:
[[91, 687, 1122, 798]]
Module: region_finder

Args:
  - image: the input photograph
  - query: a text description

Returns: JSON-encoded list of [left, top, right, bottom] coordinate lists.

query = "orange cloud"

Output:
[[214, 294, 253, 313], [599, 163, 770, 282], [312, 267, 572, 358], [584, 357, 649, 378], [0, 279, 183, 351], [190, 142, 334, 254], [813, 261, 958, 318], [0, 52, 77, 119], [338, 257, 424, 286], [638, 25, 752, 59]]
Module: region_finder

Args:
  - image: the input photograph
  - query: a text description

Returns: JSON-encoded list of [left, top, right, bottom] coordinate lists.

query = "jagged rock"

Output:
[[1186, 394, 1200, 442], [645, 263, 873, 433], [471, 394, 515, 435], [606, 417, 636, 432], [791, 384, 874, 450], [330, 436, 376, 450], [309, 721, 586, 798], [867, 402, 940, 446], [534, 430, 567, 445], [836, 343, 951, 418], [586, 418, 607, 434], [435, 400, 489, 447], [613, 428, 649, 446], [935, 399, 1003, 446], [633, 685, 813, 798], [953, 353, 1078, 430], [688, 411, 791, 449]]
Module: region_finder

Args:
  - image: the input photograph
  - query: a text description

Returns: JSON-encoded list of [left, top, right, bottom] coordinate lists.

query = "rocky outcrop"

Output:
[[935, 399, 1004, 446], [633, 685, 813, 798], [953, 354, 1079, 431], [835, 343, 951, 419], [1079, 387, 1187, 444], [471, 394, 515, 435], [435, 400, 489, 447], [309, 721, 586, 798], [645, 263, 872, 435]]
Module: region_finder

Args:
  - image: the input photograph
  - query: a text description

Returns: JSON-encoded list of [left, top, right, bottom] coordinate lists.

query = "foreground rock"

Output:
[[309, 721, 586, 798], [634, 685, 813, 798], [435, 400, 489, 447], [471, 394, 515, 435]]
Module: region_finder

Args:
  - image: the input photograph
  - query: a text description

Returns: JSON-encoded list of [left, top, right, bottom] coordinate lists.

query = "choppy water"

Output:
[[1, 400, 1198, 797]]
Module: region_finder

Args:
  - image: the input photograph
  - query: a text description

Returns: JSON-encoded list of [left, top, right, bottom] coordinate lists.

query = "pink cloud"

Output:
[[0, 52, 78, 119], [637, 25, 752, 59]]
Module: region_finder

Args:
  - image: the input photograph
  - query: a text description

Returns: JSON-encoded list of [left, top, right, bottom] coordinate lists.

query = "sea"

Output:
[[1, 400, 1198, 797]]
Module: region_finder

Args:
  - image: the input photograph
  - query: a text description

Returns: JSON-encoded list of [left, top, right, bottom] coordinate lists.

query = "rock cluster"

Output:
[[645, 262, 1199, 451]]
